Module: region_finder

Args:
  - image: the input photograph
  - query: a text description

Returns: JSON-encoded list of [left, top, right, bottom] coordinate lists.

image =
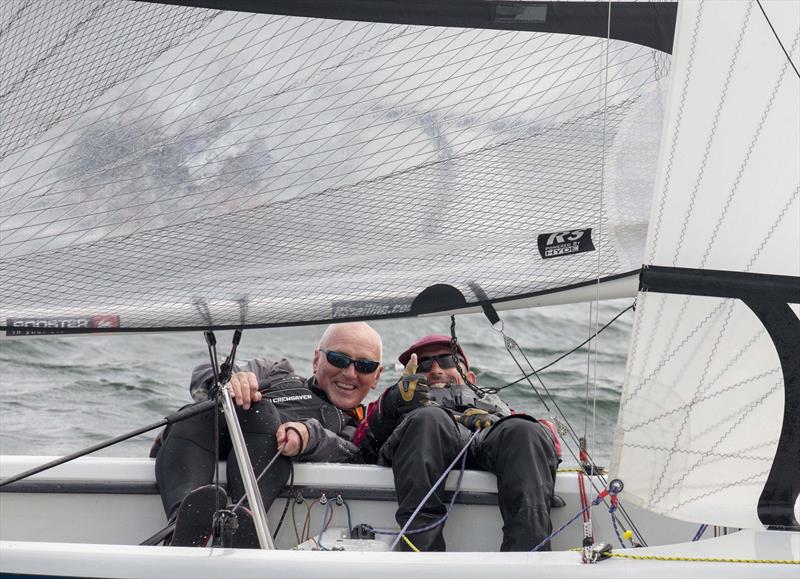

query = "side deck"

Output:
[[0, 455, 698, 551]]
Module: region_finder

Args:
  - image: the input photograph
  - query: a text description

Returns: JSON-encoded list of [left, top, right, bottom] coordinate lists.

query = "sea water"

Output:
[[0, 300, 633, 467]]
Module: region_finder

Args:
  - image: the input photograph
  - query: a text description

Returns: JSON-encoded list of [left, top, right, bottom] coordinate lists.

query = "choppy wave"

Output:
[[0, 300, 633, 465]]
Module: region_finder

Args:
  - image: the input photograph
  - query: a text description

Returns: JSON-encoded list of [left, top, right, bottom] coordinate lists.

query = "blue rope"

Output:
[[372, 431, 472, 538], [343, 500, 353, 534], [531, 501, 594, 552], [316, 501, 333, 550], [692, 524, 708, 542], [609, 506, 627, 548], [531, 486, 621, 552], [388, 429, 480, 550]]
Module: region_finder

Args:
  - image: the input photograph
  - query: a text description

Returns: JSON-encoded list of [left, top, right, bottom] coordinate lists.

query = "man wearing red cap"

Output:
[[354, 334, 560, 552]]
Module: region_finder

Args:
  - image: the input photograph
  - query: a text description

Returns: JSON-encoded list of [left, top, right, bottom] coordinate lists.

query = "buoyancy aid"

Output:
[[429, 383, 562, 458], [428, 383, 512, 419], [259, 375, 345, 435]]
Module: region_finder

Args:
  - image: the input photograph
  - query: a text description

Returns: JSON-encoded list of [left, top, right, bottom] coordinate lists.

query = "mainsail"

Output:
[[1, 0, 670, 332], [612, 0, 799, 530]]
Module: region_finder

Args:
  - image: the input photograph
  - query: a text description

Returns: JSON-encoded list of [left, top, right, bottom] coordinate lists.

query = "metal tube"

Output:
[[219, 386, 275, 549], [0, 399, 217, 489]]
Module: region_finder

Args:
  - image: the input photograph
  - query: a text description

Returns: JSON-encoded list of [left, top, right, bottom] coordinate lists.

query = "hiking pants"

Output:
[[155, 400, 290, 518], [379, 405, 558, 551]]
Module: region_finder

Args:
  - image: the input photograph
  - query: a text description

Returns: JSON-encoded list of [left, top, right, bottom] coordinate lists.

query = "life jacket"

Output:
[[428, 384, 511, 419], [259, 375, 345, 435], [429, 384, 562, 458]]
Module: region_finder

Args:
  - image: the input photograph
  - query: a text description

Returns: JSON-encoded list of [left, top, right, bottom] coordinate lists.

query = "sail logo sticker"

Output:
[[538, 229, 595, 259], [5, 315, 120, 336], [91, 315, 120, 329], [270, 394, 314, 404], [332, 299, 409, 318]]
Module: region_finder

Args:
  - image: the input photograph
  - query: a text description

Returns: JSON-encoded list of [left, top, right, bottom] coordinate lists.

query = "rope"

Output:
[[487, 304, 633, 393], [578, 472, 590, 524], [301, 499, 320, 542], [232, 423, 303, 510], [205, 331, 223, 518], [291, 495, 308, 543], [755, 0, 800, 79], [583, 302, 594, 445], [389, 428, 480, 550], [402, 535, 421, 552], [691, 524, 708, 542], [590, 0, 612, 507], [372, 430, 471, 543], [531, 480, 623, 552], [557, 467, 608, 473], [488, 308, 647, 547], [608, 553, 800, 564], [449, 316, 484, 398], [232, 443, 286, 510], [609, 505, 628, 549], [578, 470, 593, 562], [371, 436, 470, 541], [342, 498, 352, 532], [315, 501, 335, 550], [532, 500, 596, 552], [272, 461, 294, 540]]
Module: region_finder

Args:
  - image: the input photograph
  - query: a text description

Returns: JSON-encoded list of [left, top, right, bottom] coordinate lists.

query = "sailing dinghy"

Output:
[[1, 0, 798, 576]]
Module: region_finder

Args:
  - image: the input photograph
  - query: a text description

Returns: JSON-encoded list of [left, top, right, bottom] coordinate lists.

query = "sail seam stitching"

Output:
[[622, 368, 780, 432], [646, 0, 704, 265], [650, 299, 737, 505], [700, 32, 799, 268], [671, 1, 753, 267]]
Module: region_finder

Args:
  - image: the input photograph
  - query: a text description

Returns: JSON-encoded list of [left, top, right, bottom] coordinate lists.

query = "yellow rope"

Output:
[[568, 548, 798, 565], [609, 553, 799, 564], [557, 467, 608, 474], [401, 535, 420, 552], [550, 474, 799, 566]]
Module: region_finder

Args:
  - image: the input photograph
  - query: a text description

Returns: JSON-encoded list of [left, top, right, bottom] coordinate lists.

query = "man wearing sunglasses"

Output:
[[154, 322, 382, 547], [354, 334, 560, 552]]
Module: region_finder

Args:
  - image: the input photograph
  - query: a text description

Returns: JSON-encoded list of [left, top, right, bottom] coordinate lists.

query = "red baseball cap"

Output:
[[398, 334, 469, 369]]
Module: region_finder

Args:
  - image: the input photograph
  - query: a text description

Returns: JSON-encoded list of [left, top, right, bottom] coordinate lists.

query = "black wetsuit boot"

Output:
[[155, 401, 291, 533]]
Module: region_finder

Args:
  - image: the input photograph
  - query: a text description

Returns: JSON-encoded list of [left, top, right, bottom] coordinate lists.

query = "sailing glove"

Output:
[[357, 373, 433, 461], [456, 408, 497, 431], [357, 356, 433, 462], [380, 374, 433, 421]]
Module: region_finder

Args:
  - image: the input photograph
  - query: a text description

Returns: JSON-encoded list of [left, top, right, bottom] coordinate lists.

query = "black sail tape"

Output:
[[481, 303, 501, 326], [469, 283, 501, 326], [638, 265, 800, 530]]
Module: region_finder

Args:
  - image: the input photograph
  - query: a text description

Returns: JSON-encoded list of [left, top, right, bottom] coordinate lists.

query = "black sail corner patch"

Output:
[[538, 228, 595, 259]]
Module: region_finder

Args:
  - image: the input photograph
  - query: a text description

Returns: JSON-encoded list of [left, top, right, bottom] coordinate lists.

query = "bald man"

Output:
[[154, 322, 383, 547]]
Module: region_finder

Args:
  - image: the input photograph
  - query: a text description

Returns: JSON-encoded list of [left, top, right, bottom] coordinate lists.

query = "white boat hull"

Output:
[[1, 456, 797, 577], [3, 533, 798, 579]]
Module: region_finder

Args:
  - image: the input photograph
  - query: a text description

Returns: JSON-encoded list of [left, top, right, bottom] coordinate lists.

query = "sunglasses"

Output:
[[321, 350, 381, 374], [416, 353, 464, 372]]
